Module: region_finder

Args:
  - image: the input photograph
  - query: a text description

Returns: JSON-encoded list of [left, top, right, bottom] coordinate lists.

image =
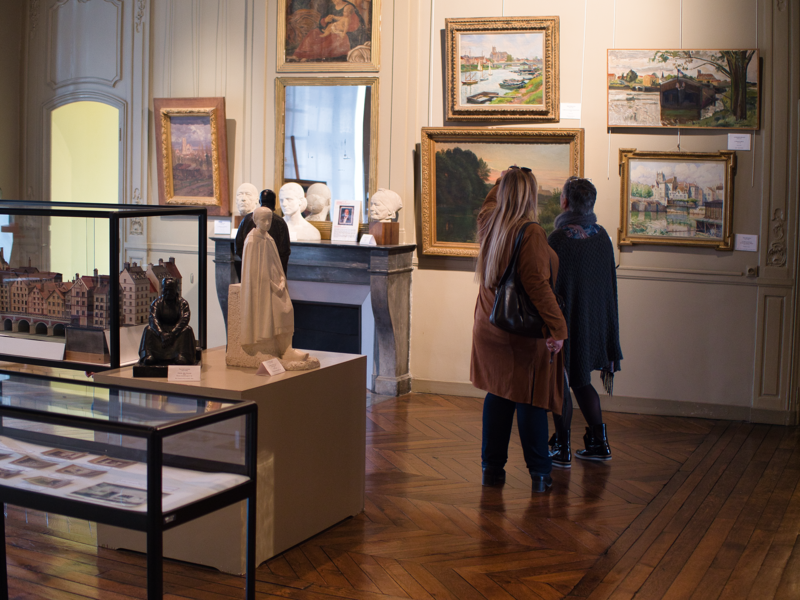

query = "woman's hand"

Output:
[[546, 337, 564, 354]]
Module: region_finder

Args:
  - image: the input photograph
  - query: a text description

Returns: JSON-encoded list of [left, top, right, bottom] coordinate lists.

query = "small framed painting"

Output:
[[153, 97, 230, 216], [420, 127, 584, 257], [618, 148, 737, 249], [277, 0, 380, 72], [331, 200, 361, 242], [445, 16, 559, 122], [607, 50, 759, 129]]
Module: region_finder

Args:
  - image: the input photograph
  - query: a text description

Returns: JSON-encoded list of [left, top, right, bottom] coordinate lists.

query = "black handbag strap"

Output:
[[497, 222, 535, 289], [496, 220, 558, 292]]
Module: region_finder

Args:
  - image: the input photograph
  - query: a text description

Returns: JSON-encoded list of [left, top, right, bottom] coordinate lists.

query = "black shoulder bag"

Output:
[[489, 222, 564, 338]]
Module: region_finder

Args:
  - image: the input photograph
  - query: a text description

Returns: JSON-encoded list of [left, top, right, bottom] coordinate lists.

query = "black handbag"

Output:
[[489, 222, 564, 338]]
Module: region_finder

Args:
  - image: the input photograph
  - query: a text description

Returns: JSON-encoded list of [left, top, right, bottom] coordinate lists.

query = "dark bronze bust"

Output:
[[138, 277, 197, 366]]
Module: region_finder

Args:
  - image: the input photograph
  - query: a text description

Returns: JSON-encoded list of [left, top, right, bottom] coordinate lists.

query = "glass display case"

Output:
[[0, 201, 207, 371], [0, 370, 257, 599]]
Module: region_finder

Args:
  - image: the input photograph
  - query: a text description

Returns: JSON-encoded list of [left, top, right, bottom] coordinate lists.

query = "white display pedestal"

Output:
[[93, 346, 366, 575]]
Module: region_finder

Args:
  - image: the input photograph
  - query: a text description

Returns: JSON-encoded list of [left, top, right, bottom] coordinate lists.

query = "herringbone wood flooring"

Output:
[[3, 392, 800, 599]]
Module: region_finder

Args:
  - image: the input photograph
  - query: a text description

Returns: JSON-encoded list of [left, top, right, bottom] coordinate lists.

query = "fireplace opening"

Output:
[[292, 300, 361, 355]]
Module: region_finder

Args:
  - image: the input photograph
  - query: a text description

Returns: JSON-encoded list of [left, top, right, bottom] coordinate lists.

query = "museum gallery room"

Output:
[[0, 0, 799, 599]]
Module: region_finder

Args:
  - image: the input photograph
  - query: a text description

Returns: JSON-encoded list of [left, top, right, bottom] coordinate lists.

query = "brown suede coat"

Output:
[[470, 187, 568, 412]]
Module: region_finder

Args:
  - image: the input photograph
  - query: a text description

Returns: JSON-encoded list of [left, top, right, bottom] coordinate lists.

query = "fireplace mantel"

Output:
[[211, 237, 415, 396]]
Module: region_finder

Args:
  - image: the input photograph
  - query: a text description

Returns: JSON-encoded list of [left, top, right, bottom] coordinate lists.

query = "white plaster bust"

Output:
[[279, 182, 321, 241], [369, 188, 403, 222], [305, 183, 332, 222], [228, 206, 318, 370], [235, 183, 259, 217]]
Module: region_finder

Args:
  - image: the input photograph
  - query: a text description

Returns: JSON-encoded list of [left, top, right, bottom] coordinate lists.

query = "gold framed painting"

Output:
[[420, 127, 584, 257], [277, 0, 380, 72], [445, 16, 559, 122], [618, 148, 736, 250], [153, 97, 230, 216]]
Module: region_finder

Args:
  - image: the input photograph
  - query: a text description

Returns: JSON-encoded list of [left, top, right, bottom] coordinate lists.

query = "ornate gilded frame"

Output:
[[274, 77, 379, 217], [618, 148, 736, 250], [445, 16, 559, 122], [153, 97, 230, 216], [420, 127, 584, 257], [277, 0, 381, 72]]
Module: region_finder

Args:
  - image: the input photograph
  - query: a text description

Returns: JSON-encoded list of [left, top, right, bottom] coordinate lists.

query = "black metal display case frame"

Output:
[[0, 370, 256, 600], [0, 200, 208, 372]]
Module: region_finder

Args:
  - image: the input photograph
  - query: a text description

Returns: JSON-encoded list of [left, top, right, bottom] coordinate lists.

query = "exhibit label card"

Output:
[[214, 219, 232, 235], [256, 358, 286, 377], [560, 103, 581, 120], [728, 134, 751, 151], [331, 200, 361, 242], [359, 234, 377, 246], [735, 234, 758, 252], [168, 365, 201, 382]]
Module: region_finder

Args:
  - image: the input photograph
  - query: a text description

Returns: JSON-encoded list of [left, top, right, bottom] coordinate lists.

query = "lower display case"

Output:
[[0, 370, 258, 600], [94, 346, 367, 574]]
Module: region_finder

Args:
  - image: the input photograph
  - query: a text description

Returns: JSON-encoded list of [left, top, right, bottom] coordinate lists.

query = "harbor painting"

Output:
[[445, 17, 559, 122], [619, 149, 736, 250], [457, 33, 544, 108], [608, 50, 759, 129], [420, 128, 584, 257]]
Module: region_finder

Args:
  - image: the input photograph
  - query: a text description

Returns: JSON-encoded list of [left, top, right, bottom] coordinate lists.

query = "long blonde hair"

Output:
[[475, 168, 538, 289]]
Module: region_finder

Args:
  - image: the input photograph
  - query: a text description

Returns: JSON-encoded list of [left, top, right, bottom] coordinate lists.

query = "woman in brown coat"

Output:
[[470, 167, 568, 493]]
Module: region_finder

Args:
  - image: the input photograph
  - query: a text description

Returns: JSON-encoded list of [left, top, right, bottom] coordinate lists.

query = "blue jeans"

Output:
[[482, 393, 552, 475]]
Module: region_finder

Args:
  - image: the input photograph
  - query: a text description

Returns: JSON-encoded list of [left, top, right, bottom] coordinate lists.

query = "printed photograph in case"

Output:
[[11, 456, 57, 470], [24, 476, 73, 489], [88, 456, 137, 469], [42, 449, 88, 461], [0, 468, 23, 479], [56, 464, 106, 478], [72, 482, 165, 508]]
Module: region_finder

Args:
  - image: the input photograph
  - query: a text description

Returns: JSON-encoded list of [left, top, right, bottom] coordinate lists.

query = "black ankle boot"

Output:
[[575, 424, 612, 461], [482, 466, 506, 486], [548, 431, 571, 468]]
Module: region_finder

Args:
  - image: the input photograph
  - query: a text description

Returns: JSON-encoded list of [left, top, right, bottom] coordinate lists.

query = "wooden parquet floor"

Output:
[[3, 392, 800, 600]]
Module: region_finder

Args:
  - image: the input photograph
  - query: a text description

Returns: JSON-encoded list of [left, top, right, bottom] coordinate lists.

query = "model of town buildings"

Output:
[[0, 249, 182, 337]]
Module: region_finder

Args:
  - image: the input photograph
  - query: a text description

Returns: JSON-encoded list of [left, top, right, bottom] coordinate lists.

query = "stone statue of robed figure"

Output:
[[226, 207, 319, 370]]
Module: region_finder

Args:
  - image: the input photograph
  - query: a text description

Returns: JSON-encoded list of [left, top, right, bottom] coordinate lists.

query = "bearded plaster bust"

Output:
[[368, 188, 403, 222], [235, 183, 259, 217], [305, 183, 331, 222], [279, 182, 321, 241]]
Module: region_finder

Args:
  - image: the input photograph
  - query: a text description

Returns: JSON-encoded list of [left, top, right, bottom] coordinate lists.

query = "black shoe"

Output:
[[548, 431, 571, 468], [575, 424, 612, 461], [530, 473, 553, 493], [482, 466, 506, 486]]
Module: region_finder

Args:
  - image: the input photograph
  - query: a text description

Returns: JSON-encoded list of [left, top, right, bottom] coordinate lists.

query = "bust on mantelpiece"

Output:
[[305, 183, 331, 222], [279, 182, 321, 241], [235, 183, 259, 218], [368, 188, 402, 245]]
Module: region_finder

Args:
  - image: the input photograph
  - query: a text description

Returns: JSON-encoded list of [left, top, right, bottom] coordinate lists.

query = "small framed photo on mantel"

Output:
[[331, 201, 361, 242]]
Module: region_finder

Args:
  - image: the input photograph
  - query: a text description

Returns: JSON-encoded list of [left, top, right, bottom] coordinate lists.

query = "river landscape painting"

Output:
[[608, 50, 759, 129], [619, 149, 736, 250], [445, 17, 559, 122], [420, 128, 584, 257]]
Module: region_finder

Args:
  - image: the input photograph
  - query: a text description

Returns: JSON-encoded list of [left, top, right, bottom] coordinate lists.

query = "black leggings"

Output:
[[552, 375, 603, 435]]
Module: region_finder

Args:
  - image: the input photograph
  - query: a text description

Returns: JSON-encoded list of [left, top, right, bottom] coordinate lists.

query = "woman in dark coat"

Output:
[[470, 167, 568, 493], [547, 177, 622, 467]]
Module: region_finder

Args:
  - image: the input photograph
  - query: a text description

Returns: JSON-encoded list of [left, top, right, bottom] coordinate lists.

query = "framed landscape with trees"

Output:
[[419, 128, 584, 257], [607, 49, 759, 129], [445, 17, 560, 122]]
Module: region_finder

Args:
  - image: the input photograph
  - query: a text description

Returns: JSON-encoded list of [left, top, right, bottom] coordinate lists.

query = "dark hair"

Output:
[[260, 189, 276, 210], [562, 177, 597, 215]]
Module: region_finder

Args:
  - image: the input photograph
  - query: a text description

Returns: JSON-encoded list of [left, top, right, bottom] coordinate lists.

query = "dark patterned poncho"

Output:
[[547, 226, 623, 390]]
